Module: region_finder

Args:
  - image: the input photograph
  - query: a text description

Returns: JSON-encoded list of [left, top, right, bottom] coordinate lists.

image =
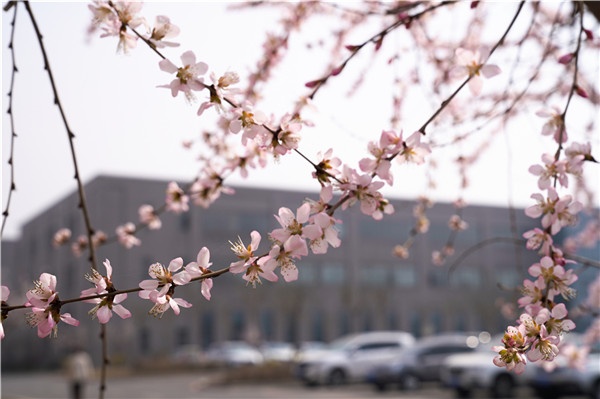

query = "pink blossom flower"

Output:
[[270, 203, 322, 244], [26, 305, 79, 338], [312, 148, 341, 184], [527, 326, 560, 363], [229, 231, 261, 273], [274, 114, 303, 155], [139, 258, 192, 318], [52, 228, 71, 248], [450, 46, 502, 95], [116, 222, 141, 249], [525, 188, 582, 235], [185, 247, 214, 300], [147, 15, 180, 48], [81, 260, 131, 324], [492, 324, 528, 374], [228, 102, 268, 144], [165, 181, 189, 214], [146, 284, 192, 318], [139, 257, 191, 296], [86, 292, 131, 324], [528, 256, 577, 300], [99, 1, 146, 53], [528, 154, 568, 190], [138, 204, 161, 230], [263, 235, 309, 282], [1, 286, 9, 339], [306, 185, 333, 214], [518, 277, 551, 309], [242, 256, 279, 288], [198, 71, 241, 116], [307, 212, 341, 254], [159, 51, 208, 100], [393, 245, 410, 259], [25, 273, 79, 338], [522, 228, 553, 255], [25, 273, 58, 308], [448, 214, 468, 231], [397, 131, 431, 165], [535, 303, 575, 335], [535, 106, 566, 144]]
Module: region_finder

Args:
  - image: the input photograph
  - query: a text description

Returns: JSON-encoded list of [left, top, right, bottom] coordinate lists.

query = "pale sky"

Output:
[[2, 2, 599, 240]]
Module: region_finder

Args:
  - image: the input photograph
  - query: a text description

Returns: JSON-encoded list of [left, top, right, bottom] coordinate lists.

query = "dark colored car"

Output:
[[367, 333, 480, 391]]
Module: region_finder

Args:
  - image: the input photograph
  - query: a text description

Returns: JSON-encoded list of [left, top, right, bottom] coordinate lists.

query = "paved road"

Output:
[[2, 370, 545, 399], [1, 370, 454, 399]]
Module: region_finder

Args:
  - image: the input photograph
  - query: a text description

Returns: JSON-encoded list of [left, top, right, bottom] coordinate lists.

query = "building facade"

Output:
[[1, 175, 592, 370]]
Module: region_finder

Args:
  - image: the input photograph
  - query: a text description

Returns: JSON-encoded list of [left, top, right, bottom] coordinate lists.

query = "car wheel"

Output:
[[400, 374, 420, 390], [492, 374, 514, 398], [328, 368, 347, 386], [374, 382, 388, 392]]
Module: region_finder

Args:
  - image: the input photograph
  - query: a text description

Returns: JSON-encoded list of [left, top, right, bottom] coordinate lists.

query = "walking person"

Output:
[[64, 346, 94, 399]]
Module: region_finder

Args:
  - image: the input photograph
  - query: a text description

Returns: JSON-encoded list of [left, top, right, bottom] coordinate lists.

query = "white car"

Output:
[[297, 331, 415, 386], [440, 335, 535, 398]]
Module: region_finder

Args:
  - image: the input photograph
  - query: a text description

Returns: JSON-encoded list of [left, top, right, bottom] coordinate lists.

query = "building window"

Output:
[[176, 326, 189, 347], [202, 313, 214, 349], [139, 328, 150, 352], [428, 269, 448, 287], [321, 262, 345, 284], [450, 267, 481, 288], [231, 311, 245, 341], [312, 312, 323, 342], [361, 265, 388, 285], [298, 262, 316, 283], [393, 265, 417, 286], [179, 212, 191, 231], [260, 310, 273, 341]]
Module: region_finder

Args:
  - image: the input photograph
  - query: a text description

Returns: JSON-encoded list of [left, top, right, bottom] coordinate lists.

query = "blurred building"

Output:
[[1, 175, 594, 370]]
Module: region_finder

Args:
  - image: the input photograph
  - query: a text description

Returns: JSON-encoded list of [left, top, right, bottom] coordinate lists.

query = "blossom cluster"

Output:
[[493, 117, 596, 374]]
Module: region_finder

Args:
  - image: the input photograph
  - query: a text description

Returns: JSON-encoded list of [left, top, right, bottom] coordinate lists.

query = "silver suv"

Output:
[[297, 331, 415, 386]]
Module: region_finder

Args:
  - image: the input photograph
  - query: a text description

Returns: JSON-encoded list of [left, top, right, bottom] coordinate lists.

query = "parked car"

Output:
[[440, 333, 535, 398], [296, 331, 415, 386], [170, 344, 204, 365], [366, 333, 480, 391], [259, 341, 296, 363], [528, 341, 600, 399], [204, 341, 264, 367]]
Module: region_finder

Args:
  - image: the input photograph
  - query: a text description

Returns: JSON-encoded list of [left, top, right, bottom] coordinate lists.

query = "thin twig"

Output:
[[1, 3, 18, 239]]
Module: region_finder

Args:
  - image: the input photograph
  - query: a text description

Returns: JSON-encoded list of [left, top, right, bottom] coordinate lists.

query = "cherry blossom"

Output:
[[270, 203, 321, 244], [1, 286, 9, 339], [146, 284, 192, 318], [528, 154, 568, 190], [52, 228, 71, 248], [159, 51, 208, 100], [312, 148, 341, 184], [307, 212, 341, 254], [25, 273, 58, 308], [396, 131, 431, 165], [147, 15, 180, 48], [242, 256, 278, 288], [185, 247, 214, 301], [116, 222, 141, 249], [262, 235, 309, 282], [229, 231, 261, 274], [450, 46, 502, 95], [198, 71, 241, 116], [139, 257, 191, 295], [522, 228, 553, 255], [492, 324, 528, 374], [536, 106, 566, 144], [165, 181, 189, 214], [25, 305, 79, 338], [138, 204, 162, 230], [80, 260, 132, 324]]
